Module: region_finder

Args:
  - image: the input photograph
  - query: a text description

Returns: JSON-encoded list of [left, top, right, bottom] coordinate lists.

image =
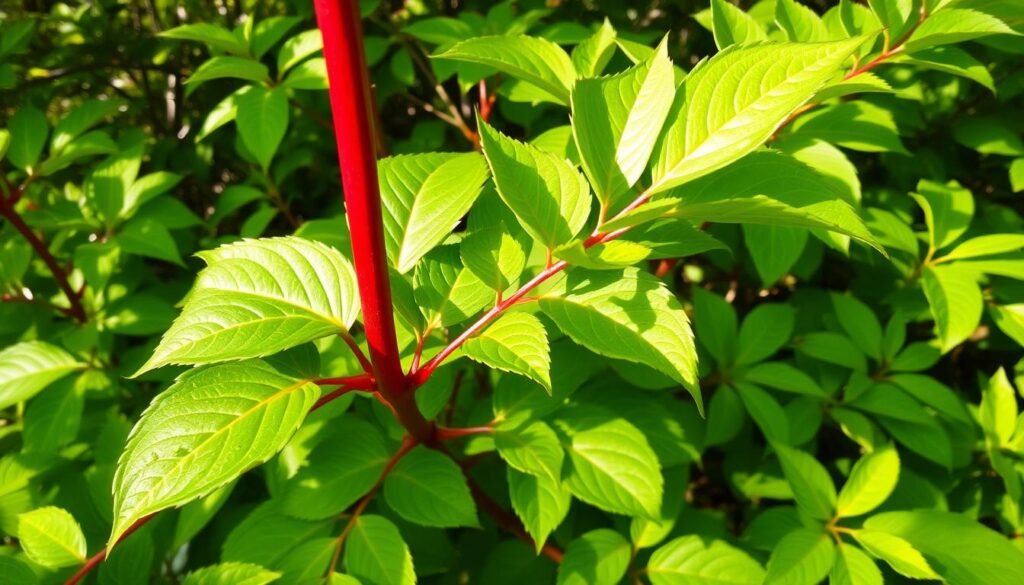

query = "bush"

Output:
[[2, 1, 1023, 584]]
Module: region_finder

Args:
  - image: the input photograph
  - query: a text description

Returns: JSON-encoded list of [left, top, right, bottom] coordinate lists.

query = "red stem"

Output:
[[0, 186, 87, 324], [314, 0, 433, 442], [64, 515, 153, 585], [435, 424, 493, 441]]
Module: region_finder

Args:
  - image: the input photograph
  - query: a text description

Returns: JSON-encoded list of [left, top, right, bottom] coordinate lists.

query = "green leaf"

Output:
[[763, 528, 835, 585], [7, 105, 49, 172], [556, 406, 663, 519], [557, 529, 631, 585], [138, 237, 359, 373], [554, 240, 652, 269], [434, 35, 575, 104], [630, 466, 689, 549], [905, 8, 1018, 52], [236, 86, 288, 169], [0, 557, 38, 585], [277, 30, 323, 76], [186, 57, 270, 87], [953, 116, 1024, 156], [0, 341, 83, 410], [161, 23, 249, 55], [404, 17, 474, 45], [116, 217, 184, 266], [831, 294, 883, 360], [898, 45, 995, 91], [508, 468, 571, 552], [710, 0, 768, 49], [743, 225, 808, 285], [414, 244, 492, 328], [773, 443, 836, 520], [50, 99, 122, 153], [464, 312, 551, 391], [980, 368, 1017, 447], [378, 153, 489, 273], [797, 332, 867, 372], [540, 268, 700, 411], [495, 420, 564, 483], [383, 447, 477, 528], [22, 376, 86, 455], [836, 444, 899, 517], [251, 16, 301, 59], [830, 544, 882, 585], [692, 287, 738, 367], [921, 264, 983, 352], [912, 179, 975, 250], [665, 151, 882, 253], [851, 530, 940, 580], [787, 102, 908, 154], [864, 509, 1024, 585], [344, 515, 416, 585], [736, 304, 796, 366], [775, 0, 829, 41], [222, 502, 332, 569], [571, 39, 675, 209], [17, 507, 87, 568], [867, 0, 918, 40], [479, 119, 591, 249], [650, 37, 865, 194], [939, 234, 1024, 261], [182, 563, 281, 585], [647, 535, 765, 585], [282, 416, 390, 520], [111, 355, 320, 546], [741, 362, 826, 397], [571, 19, 617, 77], [735, 382, 791, 444]]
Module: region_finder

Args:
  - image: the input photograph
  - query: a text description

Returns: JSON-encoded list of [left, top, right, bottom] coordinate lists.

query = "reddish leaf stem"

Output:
[[435, 424, 493, 441], [0, 183, 87, 323], [314, 0, 433, 442], [64, 514, 153, 585]]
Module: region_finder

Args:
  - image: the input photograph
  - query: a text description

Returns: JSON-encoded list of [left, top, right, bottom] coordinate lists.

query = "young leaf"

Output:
[[571, 39, 675, 209], [463, 312, 552, 392], [775, 0, 829, 42], [434, 35, 575, 104], [281, 417, 391, 520], [666, 151, 882, 252], [831, 294, 884, 360], [773, 443, 837, 520], [344, 515, 416, 585], [278, 30, 323, 76], [571, 19, 617, 77], [921, 264, 983, 352], [479, 119, 592, 249], [786, 102, 909, 154], [508, 468, 571, 553], [6, 105, 49, 171], [414, 244, 492, 328], [912, 179, 975, 251], [556, 406, 663, 519], [830, 544, 882, 585], [540, 268, 701, 411], [650, 37, 865, 194], [863, 509, 1024, 585], [182, 562, 281, 585], [710, 0, 767, 49], [111, 355, 320, 546], [236, 86, 288, 170], [647, 535, 765, 585], [940, 234, 1024, 261], [137, 237, 359, 373], [980, 368, 1017, 447], [836, 444, 899, 517], [378, 153, 489, 273], [763, 528, 835, 585], [851, 530, 940, 580], [743, 225, 808, 285], [0, 341, 84, 410], [160, 23, 249, 55], [383, 447, 478, 528], [17, 507, 87, 569], [557, 529, 631, 585], [495, 420, 564, 483], [185, 57, 270, 87], [904, 8, 1018, 52], [736, 304, 796, 366]]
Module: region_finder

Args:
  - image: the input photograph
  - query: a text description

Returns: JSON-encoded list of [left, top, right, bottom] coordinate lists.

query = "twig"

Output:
[[64, 515, 154, 585]]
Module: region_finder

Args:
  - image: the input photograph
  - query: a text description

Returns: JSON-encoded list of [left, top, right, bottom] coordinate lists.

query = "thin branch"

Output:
[[435, 424, 493, 442], [64, 515, 154, 585], [326, 435, 417, 577], [0, 182, 87, 323], [340, 330, 375, 376]]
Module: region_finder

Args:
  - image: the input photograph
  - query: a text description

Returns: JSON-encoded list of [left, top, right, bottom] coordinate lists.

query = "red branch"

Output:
[[0, 183, 87, 323], [314, 0, 433, 442], [435, 425, 493, 441], [64, 515, 153, 585]]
